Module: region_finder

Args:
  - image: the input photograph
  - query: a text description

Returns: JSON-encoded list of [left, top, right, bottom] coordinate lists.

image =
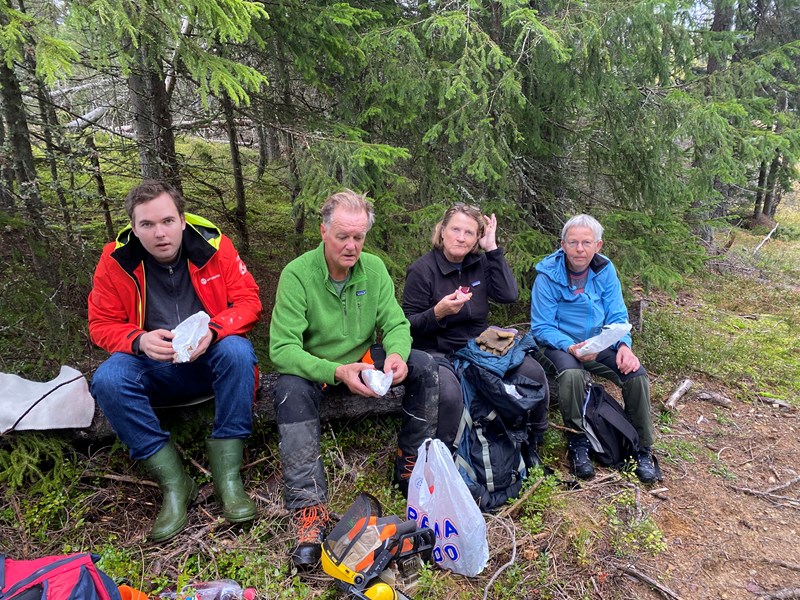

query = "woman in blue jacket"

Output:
[[403, 204, 549, 464], [530, 214, 657, 483]]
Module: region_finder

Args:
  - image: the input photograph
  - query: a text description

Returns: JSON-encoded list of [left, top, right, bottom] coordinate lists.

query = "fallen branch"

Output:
[[766, 476, 800, 495], [759, 588, 800, 599], [617, 563, 685, 600], [695, 390, 732, 407], [760, 558, 800, 572], [497, 477, 545, 519], [83, 471, 159, 488], [753, 223, 779, 255], [665, 379, 693, 410]]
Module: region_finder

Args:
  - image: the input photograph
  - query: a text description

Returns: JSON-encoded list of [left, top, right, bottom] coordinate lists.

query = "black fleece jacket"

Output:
[[402, 248, 518, 354]]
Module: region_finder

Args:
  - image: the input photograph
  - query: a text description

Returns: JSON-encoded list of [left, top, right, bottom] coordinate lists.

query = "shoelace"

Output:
[[293, 505, 328, 544]]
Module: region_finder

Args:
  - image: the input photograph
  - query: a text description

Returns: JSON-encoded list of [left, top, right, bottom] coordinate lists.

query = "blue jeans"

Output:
[[91, 336, 258, 460]]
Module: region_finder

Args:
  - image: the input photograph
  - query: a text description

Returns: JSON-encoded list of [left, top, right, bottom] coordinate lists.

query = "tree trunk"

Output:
[[127, 43, 182, 192], [761, 154, 781, 217], [222, 95, 249, 254], [753, 160, 767, 218], [0, 105, 16, 214], [87, 136, 115, 241], [273, 36, 304, 251], [0, 50, 46, 233], [707, 0, 734, 76]]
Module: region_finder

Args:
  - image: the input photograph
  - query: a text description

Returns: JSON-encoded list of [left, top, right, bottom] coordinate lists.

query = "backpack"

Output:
[[581, 384, 640, 468], [0, 553, 122, 600], [453, 333, 546, 511]]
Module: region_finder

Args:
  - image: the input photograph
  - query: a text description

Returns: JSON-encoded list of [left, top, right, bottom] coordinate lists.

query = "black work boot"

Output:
[[522, 434, 544, 470], [567, 435, 595, 480], [634, 447, 659, 483], [289, 504, 329, 570], [393, 449, 416, 498]]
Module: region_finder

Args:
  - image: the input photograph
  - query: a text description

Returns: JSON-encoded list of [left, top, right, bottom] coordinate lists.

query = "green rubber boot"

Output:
[[142, 442, 198, 542], [206, 438, 256, 523]]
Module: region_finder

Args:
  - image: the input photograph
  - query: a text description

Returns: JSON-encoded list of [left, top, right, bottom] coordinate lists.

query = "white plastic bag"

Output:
[[171, 311, 211, 363], [361, 369, 393, 396], [576, 322, 632, 356], [406, 438, 489, 577]]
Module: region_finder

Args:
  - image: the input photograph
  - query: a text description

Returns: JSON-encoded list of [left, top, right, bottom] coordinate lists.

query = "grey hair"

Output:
[[561, 214, 603, 242], [320, 189, 375, 230]]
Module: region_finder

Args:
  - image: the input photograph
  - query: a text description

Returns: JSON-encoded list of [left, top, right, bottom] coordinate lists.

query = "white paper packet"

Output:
[[171, 311, 211, 363], [576, 323, 632, 356]]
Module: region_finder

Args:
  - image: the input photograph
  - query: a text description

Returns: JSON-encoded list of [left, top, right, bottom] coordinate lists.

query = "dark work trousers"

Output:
[[273, 348, 439, 509], [432, 351, 551, 450], [535, 345, 653, 447]]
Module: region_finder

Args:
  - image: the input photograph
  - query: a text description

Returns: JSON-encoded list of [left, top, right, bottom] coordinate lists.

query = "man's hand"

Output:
[[335, 362, 379, 397], [383, 353, 408, 384], [568, 341, 597, 363], [478, 213, 498, 251], [139, 329, 176, 362], [616, 344, 641, 375], [186, 329, 214, 363], [433, 289, 472, 320]]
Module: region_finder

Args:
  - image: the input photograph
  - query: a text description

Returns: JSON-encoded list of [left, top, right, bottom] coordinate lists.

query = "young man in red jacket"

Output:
[[88, 180, 262, 542]]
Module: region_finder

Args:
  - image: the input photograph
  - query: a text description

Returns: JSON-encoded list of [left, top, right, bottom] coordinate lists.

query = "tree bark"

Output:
[[127, 43, 182, 192], [222, 95, 249, 253], [754, 160, 767, 218], [0, 104, 16, 214], [87, 135, 115, 241]]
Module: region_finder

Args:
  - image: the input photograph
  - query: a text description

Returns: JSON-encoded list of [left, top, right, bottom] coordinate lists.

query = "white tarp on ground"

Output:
[[0, 366, 95, 433]]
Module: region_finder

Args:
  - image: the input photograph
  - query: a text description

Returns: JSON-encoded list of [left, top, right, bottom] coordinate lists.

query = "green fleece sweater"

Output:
[[269, 243, 412, 384]]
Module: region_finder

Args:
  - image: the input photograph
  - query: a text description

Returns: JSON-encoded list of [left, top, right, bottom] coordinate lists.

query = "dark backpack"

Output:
[[0, 553, 121, 600], [454, 361, 545, 511], [581, 384, 640, 468]]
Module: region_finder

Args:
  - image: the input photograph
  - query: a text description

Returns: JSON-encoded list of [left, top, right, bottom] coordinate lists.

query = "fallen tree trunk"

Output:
[[65, 373, 406, 442]]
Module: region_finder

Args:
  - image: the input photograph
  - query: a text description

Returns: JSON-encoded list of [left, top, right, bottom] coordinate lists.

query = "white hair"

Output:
[[561, 214, 604, 242]]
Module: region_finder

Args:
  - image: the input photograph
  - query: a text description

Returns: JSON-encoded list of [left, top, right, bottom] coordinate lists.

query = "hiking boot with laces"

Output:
[[289, 504, 329, 569], [634, 447, 658, 484], [393, 449, 416, 498], [567, 436, 595, 480]]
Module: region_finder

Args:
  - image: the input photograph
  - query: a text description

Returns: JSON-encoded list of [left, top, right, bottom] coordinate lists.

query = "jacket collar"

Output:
[[313, 242, 367, 286], [538, 248, 609, 285], [432, 248, 482, 275], [111, 213, 221, 275]]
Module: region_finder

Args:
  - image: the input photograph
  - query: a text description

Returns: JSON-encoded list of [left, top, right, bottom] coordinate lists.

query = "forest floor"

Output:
[[2, 196, 800, 600]]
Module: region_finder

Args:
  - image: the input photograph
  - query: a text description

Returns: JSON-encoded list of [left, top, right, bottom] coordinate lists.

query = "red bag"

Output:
[[0, 553, 121, 600]]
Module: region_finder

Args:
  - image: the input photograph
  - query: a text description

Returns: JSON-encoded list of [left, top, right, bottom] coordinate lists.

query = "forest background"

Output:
[[1, 0, 800, 598]]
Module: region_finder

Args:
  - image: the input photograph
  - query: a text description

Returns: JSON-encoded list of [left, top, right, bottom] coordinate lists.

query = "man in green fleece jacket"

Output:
[[269, 189, 439, 569]]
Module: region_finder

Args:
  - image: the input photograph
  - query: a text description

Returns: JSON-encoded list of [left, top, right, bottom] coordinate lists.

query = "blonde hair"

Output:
[[431, 204, 484, 252], [320, 189, 375, 230]]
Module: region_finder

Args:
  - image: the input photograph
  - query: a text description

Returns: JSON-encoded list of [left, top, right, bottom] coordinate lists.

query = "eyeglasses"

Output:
[[565, 240, 597, 248]]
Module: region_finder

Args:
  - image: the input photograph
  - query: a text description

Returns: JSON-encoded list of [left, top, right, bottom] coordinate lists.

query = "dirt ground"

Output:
[[623, 385, 800, 600]]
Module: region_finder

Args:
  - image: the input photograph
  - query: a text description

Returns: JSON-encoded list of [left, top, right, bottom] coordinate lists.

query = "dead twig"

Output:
[[483, 514, 516, 600], [753, 222, 779, 255], [766, 476, 800, 495], [665, 379, 693, 410], [760, 558, 800, 572], [759, 588, 800, 599], [83, 471, 159, 488], [617, 563, 685, 600], [497, 477, 545, 519]]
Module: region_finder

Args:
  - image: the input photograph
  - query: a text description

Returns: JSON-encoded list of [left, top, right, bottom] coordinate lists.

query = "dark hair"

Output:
[[320, 189, 375, 230], [431, 204, 485, 252], [124, 180, 185, 220]]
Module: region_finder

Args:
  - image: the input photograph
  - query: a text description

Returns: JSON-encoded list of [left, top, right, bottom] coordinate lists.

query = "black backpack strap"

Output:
[[1, 554, 6, 591]]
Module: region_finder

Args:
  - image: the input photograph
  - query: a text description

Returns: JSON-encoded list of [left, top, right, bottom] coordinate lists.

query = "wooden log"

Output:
[[665, 378, 693, 410], [695, 390, 732, 407], [57, 372, 406, 443]]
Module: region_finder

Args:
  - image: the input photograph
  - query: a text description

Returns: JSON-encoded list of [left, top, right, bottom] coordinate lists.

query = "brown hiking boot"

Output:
[[289, 504, 329, 570]]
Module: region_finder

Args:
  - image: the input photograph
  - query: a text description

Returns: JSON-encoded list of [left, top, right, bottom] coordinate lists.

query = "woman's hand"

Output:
[[433, 288, 472, 320], [478, 213, 498, 252]]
